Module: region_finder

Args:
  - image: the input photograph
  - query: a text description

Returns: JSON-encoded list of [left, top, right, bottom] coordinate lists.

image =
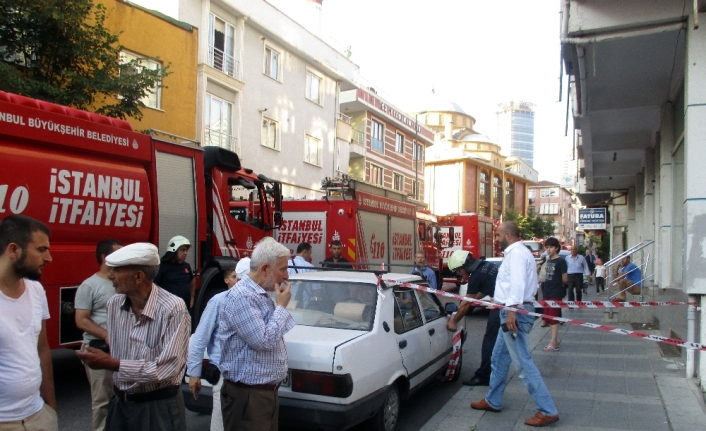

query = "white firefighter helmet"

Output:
[[167, 235, 191, 253], [448, 250, 470, 272]]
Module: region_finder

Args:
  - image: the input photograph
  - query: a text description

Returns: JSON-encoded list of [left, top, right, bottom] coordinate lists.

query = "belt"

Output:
[[522, 302, 534, 305], [226, 379, 281, 391], [113, 385, 179, 403]]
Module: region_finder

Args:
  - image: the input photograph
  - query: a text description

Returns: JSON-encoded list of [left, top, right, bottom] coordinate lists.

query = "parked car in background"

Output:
[[523, 240, 545, 261]]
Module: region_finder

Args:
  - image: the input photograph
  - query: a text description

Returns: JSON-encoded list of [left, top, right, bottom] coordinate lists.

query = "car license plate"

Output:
[[281, 370, 290, 387]]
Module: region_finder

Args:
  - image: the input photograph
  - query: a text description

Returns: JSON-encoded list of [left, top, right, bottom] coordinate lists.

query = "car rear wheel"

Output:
[[370, 384, 400, 431]]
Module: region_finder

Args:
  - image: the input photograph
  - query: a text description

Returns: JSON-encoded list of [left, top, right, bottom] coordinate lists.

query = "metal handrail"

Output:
[[604, 239, 653, 267], [203, 129, 237, 151], [337, 112, 351, 124]]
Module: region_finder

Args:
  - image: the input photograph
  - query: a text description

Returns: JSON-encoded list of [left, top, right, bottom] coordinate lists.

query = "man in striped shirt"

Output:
[[217, 239, 295, 431], [77, 243, 190, 431]]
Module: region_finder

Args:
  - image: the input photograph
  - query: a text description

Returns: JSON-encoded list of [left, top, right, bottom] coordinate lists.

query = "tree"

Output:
[[0, 0, 169, 120]]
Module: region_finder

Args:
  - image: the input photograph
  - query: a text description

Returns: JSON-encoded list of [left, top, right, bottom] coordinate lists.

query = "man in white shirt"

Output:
[[288, 242, 315, 274], [471, 222, 559, 427], [0, 215, 57, 431]]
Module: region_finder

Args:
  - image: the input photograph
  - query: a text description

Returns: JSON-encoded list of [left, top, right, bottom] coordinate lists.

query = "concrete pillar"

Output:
[[653, 143, 662, 285], [627, 186, 637, 247], [658, 105, 674, 290], [643, 149, 656, 286], [684, 13, 706, 387], [635, 173, 645, 243]]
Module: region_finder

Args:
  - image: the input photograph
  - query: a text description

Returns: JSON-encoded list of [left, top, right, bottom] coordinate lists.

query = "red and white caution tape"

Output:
[[383, 278, 706, 352], [533, 300, 695, 309], [444, 330, 462, 381]]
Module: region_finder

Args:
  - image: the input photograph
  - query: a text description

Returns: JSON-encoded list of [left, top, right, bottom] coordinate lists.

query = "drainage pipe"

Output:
[[686, 295, 696, 378]]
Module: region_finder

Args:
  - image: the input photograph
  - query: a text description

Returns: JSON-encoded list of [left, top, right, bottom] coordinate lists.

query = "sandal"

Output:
[[543, 345, 559, 352]]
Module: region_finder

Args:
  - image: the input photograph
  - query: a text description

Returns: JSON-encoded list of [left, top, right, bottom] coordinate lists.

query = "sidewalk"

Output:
[[420, 299, 706, 431]]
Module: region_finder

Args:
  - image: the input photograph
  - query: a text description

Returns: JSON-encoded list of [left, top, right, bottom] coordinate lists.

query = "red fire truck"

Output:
[[0, 91, 282, 348], [438, 212, 495, 280], [274, 178, 444, 283]]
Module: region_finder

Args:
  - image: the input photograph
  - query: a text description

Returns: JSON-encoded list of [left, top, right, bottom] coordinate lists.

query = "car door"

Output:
[[392, 289, 431, 388], [416, 291, 453, 373]]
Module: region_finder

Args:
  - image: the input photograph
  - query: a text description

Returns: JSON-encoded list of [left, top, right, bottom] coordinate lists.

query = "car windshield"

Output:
[[524, 241, 542, 251], [287, 280, 377, 331]]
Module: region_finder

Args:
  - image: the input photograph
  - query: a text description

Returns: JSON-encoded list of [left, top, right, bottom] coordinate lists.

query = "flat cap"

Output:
[[106, 242, 160, 267], [236, 257, 251, 278]]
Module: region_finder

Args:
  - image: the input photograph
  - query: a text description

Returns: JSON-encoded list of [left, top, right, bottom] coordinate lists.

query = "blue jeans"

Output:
[[484, 304, 557, 416]]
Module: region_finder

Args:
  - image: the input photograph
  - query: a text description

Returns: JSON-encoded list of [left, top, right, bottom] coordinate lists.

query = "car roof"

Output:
[[288, 270, 423, 286]]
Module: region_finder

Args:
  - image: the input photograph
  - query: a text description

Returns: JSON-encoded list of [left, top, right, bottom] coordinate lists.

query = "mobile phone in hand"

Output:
[[501, 323, 517, 340]]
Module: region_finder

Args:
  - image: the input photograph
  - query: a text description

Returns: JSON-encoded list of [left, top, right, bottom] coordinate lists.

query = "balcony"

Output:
[[208, 45, 239, 79], [203, 128, 237, 152], [350, 129, 366, 158]]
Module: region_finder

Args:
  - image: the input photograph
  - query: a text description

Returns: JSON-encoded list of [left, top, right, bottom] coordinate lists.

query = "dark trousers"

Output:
[[596, 277, 605, 292], [222, 380, 279, 431], [106, 394, 186, 431], [566, 273, 584, 301], [474, 308, 500, 381]]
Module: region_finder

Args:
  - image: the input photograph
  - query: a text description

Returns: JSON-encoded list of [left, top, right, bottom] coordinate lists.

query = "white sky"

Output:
[[267, 0, 574, 183], [132, 0, 573, 182]]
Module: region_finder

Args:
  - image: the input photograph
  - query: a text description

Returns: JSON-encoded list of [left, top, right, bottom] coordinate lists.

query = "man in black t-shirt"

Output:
[[541, 237, 567, 352], [446, 250, 499, 386], [321, 240, 351, 269]]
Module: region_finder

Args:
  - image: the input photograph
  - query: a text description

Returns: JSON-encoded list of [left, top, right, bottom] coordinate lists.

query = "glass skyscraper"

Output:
[[496, 101, 535, 167]]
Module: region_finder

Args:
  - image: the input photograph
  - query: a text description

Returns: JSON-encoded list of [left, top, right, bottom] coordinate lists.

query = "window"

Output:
[[479, 169, 490, 204], [393, 173, 404, 191], [204, 94, 234, 150], [493, 175, 502, 205], [395, 132, 405, 153], [208, 14, 236, 77], [264, 45, 280, 80], [119, 51, 162, 109], [393, 289, 423, 333], [371, 164, 383, 186], [305, 71, 321, 104], [261, 116, 279, 150], [505, 179, 515, 209], [417, 291, 443, 323], [528, 189, 536, 199], [304, 134, 321, 166], [371, 119, 384, 152], [413, 141, 423, 160], [539, 203, 559, 214], [540, 188, 559, 198]]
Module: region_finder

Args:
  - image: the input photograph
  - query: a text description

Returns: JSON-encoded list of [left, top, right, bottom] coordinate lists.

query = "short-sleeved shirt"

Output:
[[543, 257, 567, 299], [466, 260, 498, 298], [619, 263, 642, 287], [154, 260, 194, 307], [0, 280, 50, 421], [74, 274, 116, 343]]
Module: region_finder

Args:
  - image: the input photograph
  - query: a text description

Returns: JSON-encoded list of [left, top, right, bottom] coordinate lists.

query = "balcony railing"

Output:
[[337, 112, 351, 124], [208, 45, 239, 79], [351, 129, 365, 146], [204, 128, 237, 152]]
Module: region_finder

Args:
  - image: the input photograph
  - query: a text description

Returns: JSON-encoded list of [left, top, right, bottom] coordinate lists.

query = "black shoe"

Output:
[[462, 377, 489, 386]]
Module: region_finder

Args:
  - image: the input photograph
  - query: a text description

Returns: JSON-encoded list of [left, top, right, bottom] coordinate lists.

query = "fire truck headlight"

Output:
[[338, 209, 345, 216]]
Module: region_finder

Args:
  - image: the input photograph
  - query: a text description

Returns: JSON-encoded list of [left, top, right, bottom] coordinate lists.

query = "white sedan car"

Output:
[[278, 271, 465, 431]]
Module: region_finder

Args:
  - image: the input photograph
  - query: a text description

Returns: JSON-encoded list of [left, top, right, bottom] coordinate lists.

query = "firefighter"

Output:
[[446, 249, 499, 387], [154, 236, 196, 309]]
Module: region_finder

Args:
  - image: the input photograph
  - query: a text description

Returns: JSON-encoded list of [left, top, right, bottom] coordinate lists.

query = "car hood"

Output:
[[284, 326, 366, 373]]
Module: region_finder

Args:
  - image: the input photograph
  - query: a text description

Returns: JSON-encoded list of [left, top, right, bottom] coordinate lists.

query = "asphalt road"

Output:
[[54, 304, 490, 431]]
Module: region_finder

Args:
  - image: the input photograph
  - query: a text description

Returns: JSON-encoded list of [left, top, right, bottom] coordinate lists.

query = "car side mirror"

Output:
[[444, 302, 459, 313]]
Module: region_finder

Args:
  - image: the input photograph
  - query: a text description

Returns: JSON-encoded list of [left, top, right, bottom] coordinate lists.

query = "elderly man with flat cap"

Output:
[[77, 243, 190, 431]]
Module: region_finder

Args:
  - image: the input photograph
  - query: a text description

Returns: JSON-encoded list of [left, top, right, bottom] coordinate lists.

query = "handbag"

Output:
[[201, 362, 221, 385]]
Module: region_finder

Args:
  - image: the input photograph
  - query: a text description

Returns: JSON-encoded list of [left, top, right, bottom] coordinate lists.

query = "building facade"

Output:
[[131, 0, 359, 199], [528, 181, 578, 243], [561, 0, 706, 385], [340, 88, 434, 203], [417, 101, 535, 218], [496, 101, 535, 167], [102, 0, 199, 139]]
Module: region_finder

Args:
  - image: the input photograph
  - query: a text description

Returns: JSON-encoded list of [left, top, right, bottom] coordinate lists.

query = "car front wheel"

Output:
[[370, 384, 400, 431]]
